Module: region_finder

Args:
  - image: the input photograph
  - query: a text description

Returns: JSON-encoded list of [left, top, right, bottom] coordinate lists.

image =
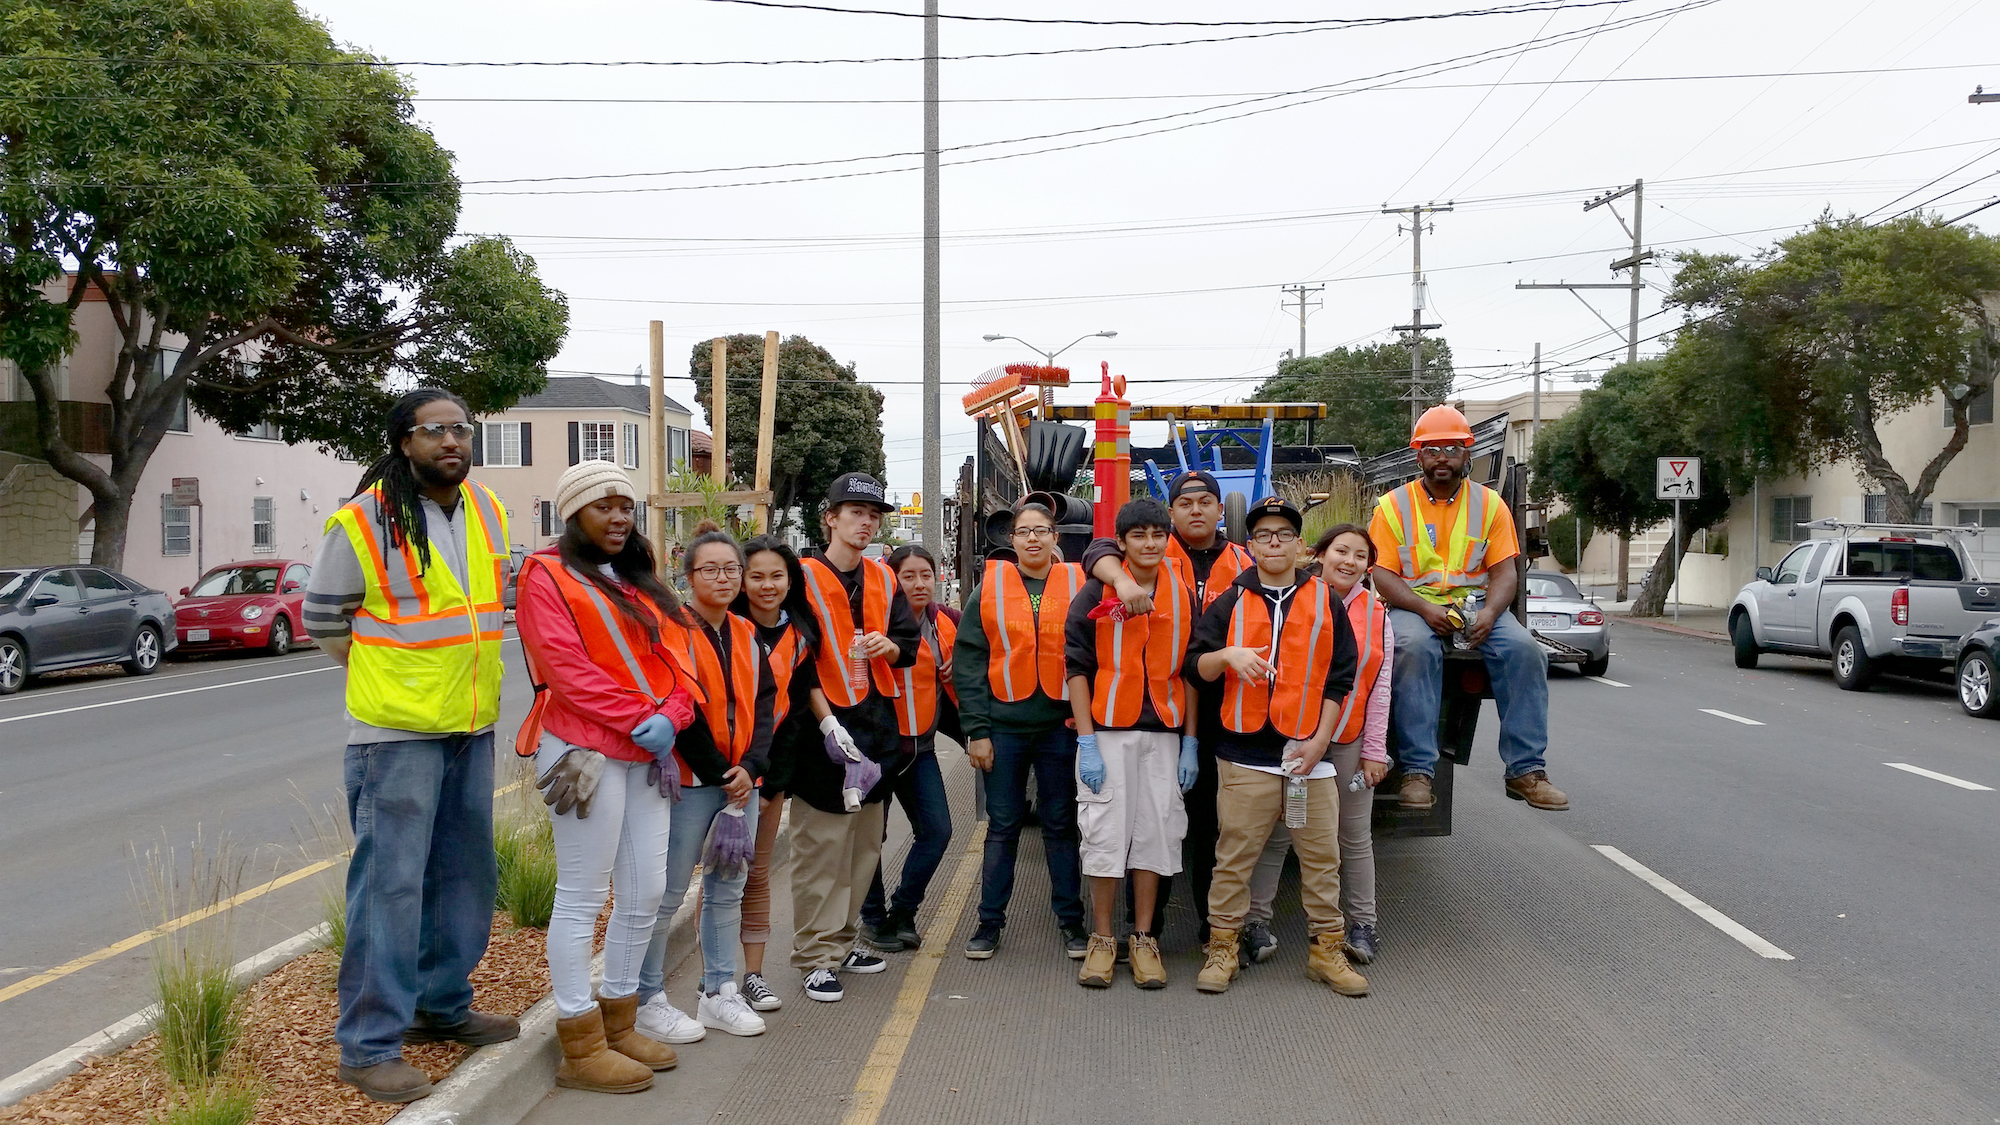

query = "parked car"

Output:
[[0, 565, 177, 694], [1729, 521, 1999, 690], [1523, 569, 1611, 677], [1952, 617, 2000, 718], [174, 560, 311, 657]]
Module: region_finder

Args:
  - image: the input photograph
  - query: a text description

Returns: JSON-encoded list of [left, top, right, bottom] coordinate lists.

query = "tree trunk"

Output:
[[89, 489, 132, 569], [1615, 534, 1630, 602], [1629, 516, 1700, 617]]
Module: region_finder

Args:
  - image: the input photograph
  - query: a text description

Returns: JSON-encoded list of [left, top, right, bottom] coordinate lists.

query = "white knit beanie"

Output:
[[555, 460, 638, 523]]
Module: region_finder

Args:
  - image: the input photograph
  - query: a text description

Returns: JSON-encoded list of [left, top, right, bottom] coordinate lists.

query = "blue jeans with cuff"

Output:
[[977, 725, 1084, 930], [638, 783, 756, 998], [1388, 605, 1549, 780]]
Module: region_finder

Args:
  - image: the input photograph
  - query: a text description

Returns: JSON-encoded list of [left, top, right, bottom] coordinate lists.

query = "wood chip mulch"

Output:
[[0, 908, 606, 1125]]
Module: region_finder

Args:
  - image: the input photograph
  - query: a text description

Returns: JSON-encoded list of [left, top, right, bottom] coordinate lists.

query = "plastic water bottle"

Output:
[[1346, 771, 1369, 793], [847, 630, 870, 694], [1284, 774, 1308, 829]]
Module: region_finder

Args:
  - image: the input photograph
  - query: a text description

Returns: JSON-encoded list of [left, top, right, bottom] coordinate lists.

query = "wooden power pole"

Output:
[[754, 330, 779, 532], [648, 320, 667, 567]]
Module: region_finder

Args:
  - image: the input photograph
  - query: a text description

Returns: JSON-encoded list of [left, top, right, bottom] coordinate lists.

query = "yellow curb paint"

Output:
[[841, 823, 988, 1125]]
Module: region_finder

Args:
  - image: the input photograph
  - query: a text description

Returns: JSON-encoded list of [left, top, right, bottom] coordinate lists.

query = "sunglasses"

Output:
[[407, 422, 476, 440]]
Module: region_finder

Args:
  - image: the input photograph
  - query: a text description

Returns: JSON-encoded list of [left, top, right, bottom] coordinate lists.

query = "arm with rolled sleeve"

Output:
[[302, 531, 365, 665]]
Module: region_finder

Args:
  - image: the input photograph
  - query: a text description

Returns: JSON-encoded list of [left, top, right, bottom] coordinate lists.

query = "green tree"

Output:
[[0, 0, 568, 568], [689, 334, 885, 543], [1250, 339, 1454, 456], [1666, 215, 2000, 523]]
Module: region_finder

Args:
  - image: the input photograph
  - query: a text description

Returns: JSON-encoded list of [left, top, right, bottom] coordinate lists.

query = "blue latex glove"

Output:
[[631, 713, 677, 756], [1178, 735, 1200, 794], [1077, 733, 1105, 794]]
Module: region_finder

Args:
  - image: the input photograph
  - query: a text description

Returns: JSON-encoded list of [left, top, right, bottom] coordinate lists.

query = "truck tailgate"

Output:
[[1909, 581, 2000, 637]]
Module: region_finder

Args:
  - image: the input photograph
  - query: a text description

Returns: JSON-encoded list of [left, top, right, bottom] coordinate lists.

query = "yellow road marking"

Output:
[[841, 823, 987, 1125], [0, 775, 530, 1007]]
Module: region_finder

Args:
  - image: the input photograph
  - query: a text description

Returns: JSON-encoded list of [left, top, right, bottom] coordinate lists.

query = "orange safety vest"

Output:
[[981, 558, 1083, 703], [765, 621, 812, 728], [895, 609, 960, 738], [800, 555, 902, 708], [1373, 480, 1503, 603], [1090, 562, 1193, 731], [1221, 576, 1341, 741], [1167, 536, 1254, 609], [656, 608, 761, 780], [1329, 586, 1387, 745], [512, 553, 682, 758]]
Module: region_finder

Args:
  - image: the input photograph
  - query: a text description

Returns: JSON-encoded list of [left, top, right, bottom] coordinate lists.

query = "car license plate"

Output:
[[1530, 614, 1567, 630], [186, 629, 209, 642]]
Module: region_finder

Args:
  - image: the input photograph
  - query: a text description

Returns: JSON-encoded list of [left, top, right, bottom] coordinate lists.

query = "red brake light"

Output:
[[1577, 609, 1604, 625], [1880, 536, 1916, 543], [1891, 587, 1909, 627]]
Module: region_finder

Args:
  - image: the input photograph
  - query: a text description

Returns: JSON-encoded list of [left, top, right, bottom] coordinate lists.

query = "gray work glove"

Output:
[[537, 746, 606, 818]]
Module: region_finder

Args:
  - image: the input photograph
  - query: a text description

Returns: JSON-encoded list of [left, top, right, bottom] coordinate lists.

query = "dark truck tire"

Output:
[[1732, 613, 1760, 669], [1831, 625, 1877, 692]]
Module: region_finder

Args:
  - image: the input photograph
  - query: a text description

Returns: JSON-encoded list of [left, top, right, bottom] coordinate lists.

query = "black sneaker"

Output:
[[839, 949, 887, 974], [803, 967, 842, 1002], [857, 918, 905, 953], [886, 909, 923, 949], [741, 972, 782, 1012], [964, 922, 1001, 960], [1242, 921, 1278, 965], [1061, 923, 1090, 960], [1344, 922, 1379, 965]]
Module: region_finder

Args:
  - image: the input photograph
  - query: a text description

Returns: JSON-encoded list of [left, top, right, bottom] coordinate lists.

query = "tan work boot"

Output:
[[337, 1057, 433, 1103], [598, 993, 677, 1071], [555, 1008, 655, 1093], [1128, 933, 1167, 990], [1398, 774, 1436, 809], [1077, 933, 1117, 988], [1305, 932, 1370, 997], [1195, 928, 1241, 994], [1504, 770, 1570, 810]]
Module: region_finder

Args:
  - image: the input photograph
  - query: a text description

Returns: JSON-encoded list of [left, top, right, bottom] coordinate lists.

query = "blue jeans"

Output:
[[1388, 606, 1548, 780], [977, 726, 1084, 930], [862, 748, 954, 925], [638, 784, 756, 997], [336, 733, 497, 1068]]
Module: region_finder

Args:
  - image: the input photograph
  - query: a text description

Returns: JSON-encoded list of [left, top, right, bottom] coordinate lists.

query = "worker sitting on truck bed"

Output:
[[1369, 405, 1567, 812]]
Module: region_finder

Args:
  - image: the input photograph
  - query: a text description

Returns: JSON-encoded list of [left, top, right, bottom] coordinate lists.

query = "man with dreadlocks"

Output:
[[304, 388, 519, 1104]]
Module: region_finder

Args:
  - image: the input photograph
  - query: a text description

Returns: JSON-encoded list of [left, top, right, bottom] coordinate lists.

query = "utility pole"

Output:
[[1531, 341, 1541, 453], [1515, 179, 1653, 600], [920, 0, 942, 550], [1384, 202, 1451, 426], [1279, 283, 1323, 361]]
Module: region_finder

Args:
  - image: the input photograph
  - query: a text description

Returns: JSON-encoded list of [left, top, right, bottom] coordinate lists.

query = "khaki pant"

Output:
[[788, 799, 886, 972], [1207, 759, 1344, 938]]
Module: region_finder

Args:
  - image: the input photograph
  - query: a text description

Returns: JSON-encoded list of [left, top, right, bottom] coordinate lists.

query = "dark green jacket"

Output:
[[953, 573, 1072, 741]]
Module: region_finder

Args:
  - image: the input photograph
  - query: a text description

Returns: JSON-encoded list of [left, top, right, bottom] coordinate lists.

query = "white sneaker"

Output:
[[634, 992, 706, 1044], [698, 982, 768, 1036]]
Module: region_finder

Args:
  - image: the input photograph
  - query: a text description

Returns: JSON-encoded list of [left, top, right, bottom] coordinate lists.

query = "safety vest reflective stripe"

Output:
[[982, 559, 1081, 703], [658, 610, 760, 778], [511, 553, 681, 756], [1330, 587, 1386, 745], [1091, 563, 1191, 730], [1167, 537, 1253, 608], [1221, 578, 1339, 740], [896, 610, 959, 737], [800, 556, 901, 708], [1376, 482, 1502, 595]]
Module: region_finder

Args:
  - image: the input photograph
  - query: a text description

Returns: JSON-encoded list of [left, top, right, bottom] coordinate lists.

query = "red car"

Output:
[[174, 560, 312, 657]]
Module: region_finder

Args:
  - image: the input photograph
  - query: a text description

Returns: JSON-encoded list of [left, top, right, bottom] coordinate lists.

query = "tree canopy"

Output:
[[1250, 338, 1454, 457], [0, 0, 569, 566], [688, 334, 885, 542]]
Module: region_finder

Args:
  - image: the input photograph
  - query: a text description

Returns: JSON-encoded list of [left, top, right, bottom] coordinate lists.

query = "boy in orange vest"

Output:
[[1063, 498, 1200, 989]]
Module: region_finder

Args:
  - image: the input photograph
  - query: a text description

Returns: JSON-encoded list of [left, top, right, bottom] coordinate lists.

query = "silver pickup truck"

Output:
[[1728, 520, 2000, 690]]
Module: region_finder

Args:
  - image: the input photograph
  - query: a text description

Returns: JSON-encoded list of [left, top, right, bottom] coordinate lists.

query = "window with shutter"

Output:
[[568, 421, 580, 465], [520, 422, 533, 466]]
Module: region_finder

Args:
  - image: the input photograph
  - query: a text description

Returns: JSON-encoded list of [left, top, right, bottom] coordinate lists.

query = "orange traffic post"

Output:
[[1093, 362, 1119, 536], [1112, 369, 1132, 510]]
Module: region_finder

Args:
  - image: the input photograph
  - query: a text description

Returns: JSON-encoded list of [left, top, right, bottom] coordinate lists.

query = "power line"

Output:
[[695, 0, 1629, 26]]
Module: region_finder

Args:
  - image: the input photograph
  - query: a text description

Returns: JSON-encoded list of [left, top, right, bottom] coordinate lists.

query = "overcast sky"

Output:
[[304, 0, 1998, 498]]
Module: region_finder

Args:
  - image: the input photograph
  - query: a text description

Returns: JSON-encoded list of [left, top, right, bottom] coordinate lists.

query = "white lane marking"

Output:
[[1588, 676, 1631, 688], [1591, 845, 1794, 960], [0, 667, 340, 725], [1700, 708, 1764, 726], [1883, 762, 1993, 791], [0, 651, 328, 702]]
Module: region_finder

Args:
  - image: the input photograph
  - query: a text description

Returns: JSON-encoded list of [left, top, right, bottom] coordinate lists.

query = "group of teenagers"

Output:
[[312, 390, 1566, 1105]]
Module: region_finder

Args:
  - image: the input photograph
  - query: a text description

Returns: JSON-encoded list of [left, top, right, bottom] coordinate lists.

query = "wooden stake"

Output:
[[710, 337, 728, 487], [649, 320, 667, 568], [754, 330, 779, 533]]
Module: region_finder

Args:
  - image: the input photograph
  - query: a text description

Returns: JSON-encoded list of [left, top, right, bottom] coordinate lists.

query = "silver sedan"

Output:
[[1524, 570, 1611, 677]]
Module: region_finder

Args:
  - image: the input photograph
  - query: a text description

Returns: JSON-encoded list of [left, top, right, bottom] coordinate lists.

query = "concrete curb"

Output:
[[1612, 615, 1729, 643], [0, 923, 332, 1107]]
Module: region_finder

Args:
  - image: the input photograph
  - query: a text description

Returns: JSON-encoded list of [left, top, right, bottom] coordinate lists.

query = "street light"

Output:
[[980, 330, 1117, 367]]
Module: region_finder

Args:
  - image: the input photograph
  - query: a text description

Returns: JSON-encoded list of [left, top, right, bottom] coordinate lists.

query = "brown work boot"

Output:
[[555, 1008, 655, 1094], [337, 1057, 433, 1103], [1305, 932, 1370, 997], [1504, 770, 1570, 810], [1397, 773, 1436, 810], [1195, 928, 1241, 994], [1128, 933, 1167, 990], [403, 1008, 520, 1046], [598, 993, 677, 1071], [1077, 933, 1117, 988]]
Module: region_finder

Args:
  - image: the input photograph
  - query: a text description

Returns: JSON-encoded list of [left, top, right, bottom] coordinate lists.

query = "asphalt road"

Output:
[[5, 624, 1997, 1121]]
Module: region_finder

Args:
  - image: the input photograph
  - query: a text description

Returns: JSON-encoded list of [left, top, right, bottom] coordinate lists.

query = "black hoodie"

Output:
[[1183, 568, 1358, 769]]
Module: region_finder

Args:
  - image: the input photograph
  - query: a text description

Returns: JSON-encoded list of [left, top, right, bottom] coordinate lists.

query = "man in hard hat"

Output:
[[1368, 406, 1569, 812]]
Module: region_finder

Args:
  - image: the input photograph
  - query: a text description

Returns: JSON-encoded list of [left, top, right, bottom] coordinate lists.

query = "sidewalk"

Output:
[[1576, 582, 1729, 641]]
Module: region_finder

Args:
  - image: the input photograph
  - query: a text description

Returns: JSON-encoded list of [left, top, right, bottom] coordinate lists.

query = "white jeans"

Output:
[[537, 734, 672, 1018], [1245, 737, 1377, 928]]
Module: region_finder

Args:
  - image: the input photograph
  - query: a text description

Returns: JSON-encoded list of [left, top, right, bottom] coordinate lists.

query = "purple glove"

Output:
[[703, 806, 755, 881], [644, 758, 682, 804], [842, 755, 882, 812]]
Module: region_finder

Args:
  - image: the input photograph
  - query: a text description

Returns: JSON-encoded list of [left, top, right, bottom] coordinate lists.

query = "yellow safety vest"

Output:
[[327, 481, 509, 733], [1374, 480, 1501, 605]]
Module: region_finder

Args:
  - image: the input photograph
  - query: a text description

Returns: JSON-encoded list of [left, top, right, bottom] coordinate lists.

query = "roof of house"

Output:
[[500, 376, 692, 417]]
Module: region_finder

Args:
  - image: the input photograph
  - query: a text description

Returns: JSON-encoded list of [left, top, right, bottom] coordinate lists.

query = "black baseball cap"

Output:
[[826, 471, 895, 513], [1248, 494, 1303, 533], [1167, 470, 1221, 503]]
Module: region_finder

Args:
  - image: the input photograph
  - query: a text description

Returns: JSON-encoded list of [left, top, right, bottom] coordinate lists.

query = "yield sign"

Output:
[[1656, 456, 1701, 500]]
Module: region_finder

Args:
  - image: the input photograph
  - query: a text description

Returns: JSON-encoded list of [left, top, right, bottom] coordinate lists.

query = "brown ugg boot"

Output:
[[1305, 932, 1370, 997], [1195, 928, 1241, 994], [599, 993, 678, 1071], [556, 1007, 655, 1093]]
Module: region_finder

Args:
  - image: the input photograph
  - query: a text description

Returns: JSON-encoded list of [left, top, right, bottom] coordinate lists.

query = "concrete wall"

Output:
[[0, 457, 79, 568]]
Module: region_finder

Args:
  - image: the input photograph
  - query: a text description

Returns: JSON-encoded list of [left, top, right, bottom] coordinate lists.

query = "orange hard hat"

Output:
[[1409, 404, 1473, 448]]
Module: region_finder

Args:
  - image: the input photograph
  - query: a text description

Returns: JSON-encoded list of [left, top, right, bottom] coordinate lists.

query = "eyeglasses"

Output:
[[1011, 526, 1056, 540], [407, 422, 476, 440], [1415, 443, 1466, 459], [690, 564, 743, 581], [1249, 528, 1300, 545]]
